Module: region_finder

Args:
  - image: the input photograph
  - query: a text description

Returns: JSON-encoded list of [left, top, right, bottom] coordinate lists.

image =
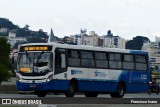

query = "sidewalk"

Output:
[[0, 78, 17, 94]]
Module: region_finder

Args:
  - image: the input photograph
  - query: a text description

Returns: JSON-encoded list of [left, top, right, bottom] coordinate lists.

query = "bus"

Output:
[[16, 43, 150, 98]]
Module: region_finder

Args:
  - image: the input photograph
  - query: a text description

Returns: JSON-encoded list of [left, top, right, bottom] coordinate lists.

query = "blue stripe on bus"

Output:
[[16, 80, 69, 91], [129, 50, 148, 54]]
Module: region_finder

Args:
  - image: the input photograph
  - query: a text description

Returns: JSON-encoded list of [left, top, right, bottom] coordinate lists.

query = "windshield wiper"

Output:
[[37, 51, 44, 63], [25, 51, 32, 67]]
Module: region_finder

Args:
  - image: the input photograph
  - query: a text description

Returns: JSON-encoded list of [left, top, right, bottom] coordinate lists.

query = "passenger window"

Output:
[[68, 50, 80, 67], [95, 52, 108, 68], [80, 51, 94, 67], [135, 55, 147, 71], [135, 55, 146, 63], [109, 53, 122, 69], [123, 54, 134, 70]]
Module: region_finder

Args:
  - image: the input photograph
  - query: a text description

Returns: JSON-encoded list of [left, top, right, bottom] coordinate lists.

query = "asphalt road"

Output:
[[0, 93, 160, 98]]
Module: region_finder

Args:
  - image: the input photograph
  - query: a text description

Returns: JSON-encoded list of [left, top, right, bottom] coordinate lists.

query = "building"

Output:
[[7, 31, 26, 48], [0, 27, 8, 33], [103, 31, 125, 49], [97, 38, 104, 47], [142, 36, 160, 72], [71, 30, 125, 49], [63, 36, 73, 44]]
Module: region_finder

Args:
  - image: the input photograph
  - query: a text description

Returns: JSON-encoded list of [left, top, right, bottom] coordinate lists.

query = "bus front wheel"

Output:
[[64, 83, 76, 97], [110, 82, 125, 98]]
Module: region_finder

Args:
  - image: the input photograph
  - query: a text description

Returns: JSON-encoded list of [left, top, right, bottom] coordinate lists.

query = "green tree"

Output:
[[126, 36, 150, 50], [0, 37, 12, 84]]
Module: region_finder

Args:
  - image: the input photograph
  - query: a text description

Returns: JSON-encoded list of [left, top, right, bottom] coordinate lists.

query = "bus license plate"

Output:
[[30, 84, 36, 88]]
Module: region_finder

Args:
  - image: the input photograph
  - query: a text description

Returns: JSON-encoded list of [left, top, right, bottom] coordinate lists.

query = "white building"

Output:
[[0, 27, 8, 33], [7, 31, 26, 48], [71, 30, 125, 49], [104, 36, 125, 49], [118, 37, 126, 49], [83, 36, 93, 46], [104, 36, 112, 48]]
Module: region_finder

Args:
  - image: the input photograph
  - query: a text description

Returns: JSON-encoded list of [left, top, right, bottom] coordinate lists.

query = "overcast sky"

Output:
[[0, 0, 160, 41]]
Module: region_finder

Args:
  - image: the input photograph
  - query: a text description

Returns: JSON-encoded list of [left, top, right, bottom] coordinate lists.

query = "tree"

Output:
[[0, 18, 18, 30], [23, 24, 30, 30], [126, 36, 150, 50], [0, 37, 12, 84], [27, 37, 47, 43]]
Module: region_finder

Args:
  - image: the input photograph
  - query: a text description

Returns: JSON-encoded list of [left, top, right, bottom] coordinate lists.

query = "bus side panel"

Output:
[[78, 80, 118, 92], [126, 71, 149, 93], [53, 80, 69, 91]]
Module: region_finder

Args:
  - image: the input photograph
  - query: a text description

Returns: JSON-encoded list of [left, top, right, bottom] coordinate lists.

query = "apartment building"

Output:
[[142, 36, 160, 72], [71, 30, 125, 49]]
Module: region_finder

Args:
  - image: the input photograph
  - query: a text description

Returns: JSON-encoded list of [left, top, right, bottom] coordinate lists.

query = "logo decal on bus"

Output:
[[141, 74, 147, 79], [94, 71, 107, 77], [71, 70, 83, 75]]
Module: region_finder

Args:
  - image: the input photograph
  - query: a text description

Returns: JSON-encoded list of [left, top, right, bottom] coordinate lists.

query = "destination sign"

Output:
[[24, 47, 48, 51], [19, 45, 52, 52], [20, 68, 30, 73]]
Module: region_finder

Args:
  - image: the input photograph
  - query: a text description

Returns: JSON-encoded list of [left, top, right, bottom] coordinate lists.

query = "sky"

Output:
[[0, 0, 160, 41]]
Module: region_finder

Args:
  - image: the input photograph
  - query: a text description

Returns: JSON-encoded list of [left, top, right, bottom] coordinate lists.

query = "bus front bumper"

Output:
[[16, 80, 69, 91]]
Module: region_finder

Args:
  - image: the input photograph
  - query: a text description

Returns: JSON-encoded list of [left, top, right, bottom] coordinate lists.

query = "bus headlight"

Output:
[[16, 75, 22, 82], [46, 74, 53, 82]]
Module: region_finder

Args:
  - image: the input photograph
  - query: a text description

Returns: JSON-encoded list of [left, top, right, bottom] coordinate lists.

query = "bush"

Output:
[[0, 64, 10, 84]]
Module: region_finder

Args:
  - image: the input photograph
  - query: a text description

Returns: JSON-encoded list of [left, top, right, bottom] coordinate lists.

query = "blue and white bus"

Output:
[[16, 43, 150, 97]]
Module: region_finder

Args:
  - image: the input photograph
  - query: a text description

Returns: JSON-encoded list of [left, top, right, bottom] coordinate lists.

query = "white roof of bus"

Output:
[[19, 43, 148, 54]]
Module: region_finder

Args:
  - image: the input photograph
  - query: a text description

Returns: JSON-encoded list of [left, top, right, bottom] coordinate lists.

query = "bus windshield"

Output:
[[17, 52, 53, 75]]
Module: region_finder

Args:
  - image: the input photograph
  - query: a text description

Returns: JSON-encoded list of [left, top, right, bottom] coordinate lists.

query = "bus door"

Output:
[[54, 48, 67, 79]]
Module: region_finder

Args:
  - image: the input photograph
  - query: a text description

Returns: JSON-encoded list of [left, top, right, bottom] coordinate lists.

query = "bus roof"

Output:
[[19, 43, 148, 55]]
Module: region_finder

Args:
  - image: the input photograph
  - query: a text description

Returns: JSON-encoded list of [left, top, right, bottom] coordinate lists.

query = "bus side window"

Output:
[[55, 53, 61, 68], [55, 52, 66, 68], [60, 54, 66, 68]]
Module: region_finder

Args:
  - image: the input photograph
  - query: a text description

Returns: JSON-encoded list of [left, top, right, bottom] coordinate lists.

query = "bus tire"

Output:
[[35, 91, 47, 97], [84, 92, 98, 97], [110, 82, 125, 98], [65, 82, 76, 97]]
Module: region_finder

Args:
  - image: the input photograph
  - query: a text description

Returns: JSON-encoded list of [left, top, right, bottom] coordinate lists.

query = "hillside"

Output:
[[0, 17, 48, 39], [0, 18, 18, 30]]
